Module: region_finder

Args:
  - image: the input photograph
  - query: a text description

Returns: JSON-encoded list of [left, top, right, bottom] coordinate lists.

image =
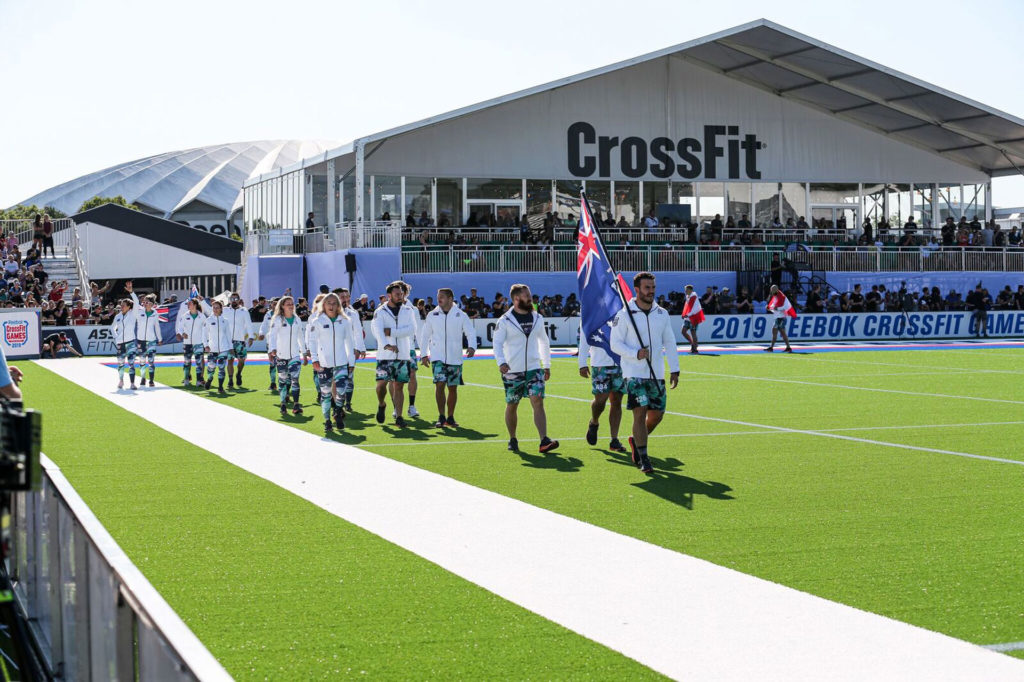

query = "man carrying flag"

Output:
[[765, 284, 796, 353], [610, 273, 679, 474], [680, 284, 704, 354]]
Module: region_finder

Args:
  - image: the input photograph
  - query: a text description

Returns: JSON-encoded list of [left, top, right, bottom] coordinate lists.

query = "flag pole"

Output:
[[580, 191, 661, 387]]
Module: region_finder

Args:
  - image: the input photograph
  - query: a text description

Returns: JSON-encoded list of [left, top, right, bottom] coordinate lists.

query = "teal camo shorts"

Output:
[[590, 365, 625, 395], [409, 348, 418, 372], [431, 361, 463, 387], [376, 359, 412, 384], [502, 368, 545, 404], [625, 378, 666, 412], [232, 340, 248, 359]]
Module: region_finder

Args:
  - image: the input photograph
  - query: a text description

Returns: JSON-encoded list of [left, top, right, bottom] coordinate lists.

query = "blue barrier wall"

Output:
[[824, 271, 1023, 295], [305, 248, 401, 300]]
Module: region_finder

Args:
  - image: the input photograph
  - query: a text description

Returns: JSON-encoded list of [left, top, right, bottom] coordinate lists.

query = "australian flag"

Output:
[[577, 191, 626, 363], [156, 304, 179, 346]]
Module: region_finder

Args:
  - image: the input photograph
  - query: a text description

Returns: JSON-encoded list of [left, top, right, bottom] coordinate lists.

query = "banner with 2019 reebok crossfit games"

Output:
[[0, 309, 41, 359]]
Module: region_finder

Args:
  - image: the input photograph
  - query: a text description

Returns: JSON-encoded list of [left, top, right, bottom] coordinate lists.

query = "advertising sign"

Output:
[[0, 310, 40, 359]]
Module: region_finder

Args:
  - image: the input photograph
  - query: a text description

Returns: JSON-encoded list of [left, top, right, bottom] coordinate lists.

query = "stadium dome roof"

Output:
[[17, 140, 335, 218]]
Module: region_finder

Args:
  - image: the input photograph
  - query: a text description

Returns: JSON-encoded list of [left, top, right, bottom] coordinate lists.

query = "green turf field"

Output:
[[167, 350, 1024, 650], [23, 363, 662, 680], [27, 348, 1024, 672]]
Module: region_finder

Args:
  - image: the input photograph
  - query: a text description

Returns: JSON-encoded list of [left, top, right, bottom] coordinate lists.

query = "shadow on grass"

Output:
[[516, 450, 584, 472], [603, 449, 734, 510]]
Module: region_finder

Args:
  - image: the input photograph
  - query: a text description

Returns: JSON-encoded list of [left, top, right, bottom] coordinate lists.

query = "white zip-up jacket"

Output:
[[419, 305, 477, 366], [205, 314, 233, 354], [177, 312, 208, 347], [223, 306, 253, 342], [577, 320, 617, 368], [111, 310, 138, 345], [307, 311, 359, 367], [492, 309, 550, 373], [370, 303, 418, 360], [345, 305, 367, 365], [129, 292, 162, 344], [267, 316, 307, 360], [258, 311, 273, 338], [610, 301, 680, 380]]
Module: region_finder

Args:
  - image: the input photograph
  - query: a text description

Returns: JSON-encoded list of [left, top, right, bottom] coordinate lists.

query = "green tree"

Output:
[[0, 204, 67, 220], [77, 195, 141, 213]]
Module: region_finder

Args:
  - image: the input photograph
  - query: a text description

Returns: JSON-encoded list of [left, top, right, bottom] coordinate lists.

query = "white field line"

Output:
[[800, 354, 1024, 376], [41, 358, 1024, 682], [680, 369, 1024, 406], [352, 365, 1024, 466], [986, 642, 1024, 653]]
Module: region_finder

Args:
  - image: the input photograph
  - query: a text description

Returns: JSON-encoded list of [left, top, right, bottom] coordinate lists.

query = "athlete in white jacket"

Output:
[[203, 299, 234, 393], [224, 294, 254, 389], [399, 282, 420, 418], [176, 298, 208, 386], [578, 319, 626, 453], [307, 294, 360, 435], [338, 288, 366, 412], [257, 299, 279, 391], [267, 296, 308, 416], [370, 282, 418, 427], [127, 285, 163, 387], [418, 288, 477, 428], [110, 294, 139, 390], [491, 284, 558, 453], [609, 273, 679, 473]]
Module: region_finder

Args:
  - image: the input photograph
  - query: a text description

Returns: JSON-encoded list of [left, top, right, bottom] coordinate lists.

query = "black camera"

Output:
[[0, 401, 40, 491]]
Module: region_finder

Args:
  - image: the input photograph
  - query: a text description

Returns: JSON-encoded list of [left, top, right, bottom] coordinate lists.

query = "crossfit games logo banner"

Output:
[[3, 320, 28, 348]]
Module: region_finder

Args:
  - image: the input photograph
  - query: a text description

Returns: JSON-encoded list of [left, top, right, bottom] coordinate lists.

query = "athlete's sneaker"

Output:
[[585, 422, 598, 446], [392, 409, 398, 420], [218, 381, 226, 395], [783, 347, 793, 353], [333, 409, 345, 431], [235, 373, 243, 387], [280, 403, 288, 417], [539, 437, 559, 453], [227, 379, 234, 390], [408, 405, 420, 418], [292, 403, 303, 416], [323, 419, 334, 436], [433, 417, 446, 428], [117, 379, 124, 389], [609, 438, 627, 453], [344, 401, 354, 413], [395, 416, 407, 428], [763, 347, 774, 352], [182, 378, 191, 386], [628, 437, 641, 468], [445, 417, 460, 428], [507, 438, 519, 452], [269, 382, 277, 392], [376, 404, 386, 424], [205, 378, 213, 389], [129, 383, 138, 391], [640, 454, 654, 474], [149, 379, 155, 387], [690, 348, 699, 354]]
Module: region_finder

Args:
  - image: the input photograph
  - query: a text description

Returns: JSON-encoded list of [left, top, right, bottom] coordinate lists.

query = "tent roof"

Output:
[[253, 19, 1024, 184]]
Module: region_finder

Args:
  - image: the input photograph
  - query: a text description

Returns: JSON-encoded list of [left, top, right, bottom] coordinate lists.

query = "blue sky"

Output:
[[1, 0, 1022, 208]]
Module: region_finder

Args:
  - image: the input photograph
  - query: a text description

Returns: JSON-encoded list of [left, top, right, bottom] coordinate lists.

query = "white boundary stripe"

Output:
[[681, 369, 1024, 406], [42, 358, 1024, 681], [986, 642, 1024, 653]]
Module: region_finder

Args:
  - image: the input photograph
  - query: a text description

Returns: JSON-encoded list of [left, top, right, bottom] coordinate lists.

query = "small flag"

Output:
[[189, 284, 200, 300], [768, 292, 797, 318], [682, 292, 705, 324]]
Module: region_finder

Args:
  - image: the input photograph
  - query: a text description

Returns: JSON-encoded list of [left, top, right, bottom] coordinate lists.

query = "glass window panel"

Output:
[[341, 176, 355, 223], [311, 175, 327, 228], [613, 181, 639, 226], [753, 182, 779, 228], [525, 180, 551, 231], [373, 175, 401, 221], [697, 182, 725, 223], [886, 183, 911, 228], [585, 181, 611, 224], [466, 178, 522, 200], [809, 183, 859, 205], [555, 180, 582, 225], [726, 183, 750, 228], [645, 181, 668, 222], [780, 182, 807, 227], [404, 176, 432, 225], [436, 178, 462, 227]]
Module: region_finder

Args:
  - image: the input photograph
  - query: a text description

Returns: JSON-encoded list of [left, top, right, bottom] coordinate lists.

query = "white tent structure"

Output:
[[17, 140, 335, 233]]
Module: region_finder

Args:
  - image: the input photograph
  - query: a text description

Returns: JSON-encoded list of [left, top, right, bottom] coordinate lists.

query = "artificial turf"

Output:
[[23, 363, 663, 680], [167, 348, 1024, 650]]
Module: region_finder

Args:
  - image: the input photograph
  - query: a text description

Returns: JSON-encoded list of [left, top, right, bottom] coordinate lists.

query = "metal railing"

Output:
[[336, 221, 403, 249], [244, 226, 331, 255], [67, 220, 90, 300], [9, 455, 231, 681], [406, 227, 689, 245], [401, 245, 1024, 274], [0, 218, 75, 254]]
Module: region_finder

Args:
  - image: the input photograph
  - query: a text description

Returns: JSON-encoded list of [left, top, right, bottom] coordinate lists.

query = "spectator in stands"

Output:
[[31, 215, 44, 253], [603, 214, 615, 227], [563, 293, 580, 317], [849, 284, 865, 313], [48, 279, 67, 303], [904, 216, 917, 232], [42, 215, 55, 258], [437, 214, 450, 228], [616, 215, 629, 228], [306, 212, 316, 229], [406, 210, 417, 227], [296, 297, 310, 321], [419, 211, 433, 227], [71, 300, 89, 325], [735, 287, 753, 314], [769, 254, 783, 288], [804, 284, 825, 313], [381, 211, 392, 222], [53, 300, 69, 326], [717, 286, 735, 313], [927, 287, 942, 311], [1015, 285, 1024, 310], [969, 215, 981, 231], [865, 285, 881, 312], [700, 286, 718, 315], [3, 255, 18, 278], [993, 224, 1006, 247], [491, 294, 508, 318], [995, 286, 1014, 310], [966, 284, 990, 337]]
